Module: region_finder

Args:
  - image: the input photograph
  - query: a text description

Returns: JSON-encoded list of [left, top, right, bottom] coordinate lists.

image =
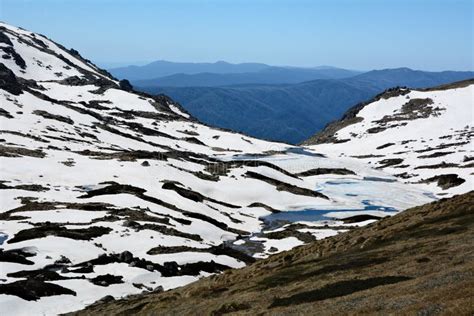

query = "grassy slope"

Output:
[[72, 191, 474, 315]]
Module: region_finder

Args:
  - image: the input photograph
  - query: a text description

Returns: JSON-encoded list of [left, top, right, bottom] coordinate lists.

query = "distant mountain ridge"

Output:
[[109, 60, 362, 84], [109, 60, 272, 80], [138, 68, 474, 144], [132, 66, 361, 87]]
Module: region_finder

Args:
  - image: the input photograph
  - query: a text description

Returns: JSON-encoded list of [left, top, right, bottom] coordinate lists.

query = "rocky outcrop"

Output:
[[0, 63, 22, 95]]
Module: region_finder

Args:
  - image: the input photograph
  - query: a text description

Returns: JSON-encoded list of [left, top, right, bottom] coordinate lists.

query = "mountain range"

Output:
[[137, 68, 474, 144], [109, 60, 361, 82], [131, 67, 362, 87]]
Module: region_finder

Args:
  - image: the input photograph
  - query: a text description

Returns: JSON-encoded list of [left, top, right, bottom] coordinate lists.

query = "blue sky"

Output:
[[1, 0, 472, 70]]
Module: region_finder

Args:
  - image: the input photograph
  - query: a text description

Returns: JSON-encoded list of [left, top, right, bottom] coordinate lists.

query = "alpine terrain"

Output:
[[0, 23, 472, 315]]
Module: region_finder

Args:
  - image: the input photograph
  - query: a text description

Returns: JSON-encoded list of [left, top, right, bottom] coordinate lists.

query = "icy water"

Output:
[[231, 147, 324, 160], [0, 233, 8, 245], [285, 147, 325, 157], [263, 200, 398, 226]]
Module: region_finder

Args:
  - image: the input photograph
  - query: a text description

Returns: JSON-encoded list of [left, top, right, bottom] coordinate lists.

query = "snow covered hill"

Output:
[[0, 23, 470, 315], [304, 81, 473, 197]]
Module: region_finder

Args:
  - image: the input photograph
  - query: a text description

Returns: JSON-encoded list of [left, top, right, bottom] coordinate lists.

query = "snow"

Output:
[[168, 103, 191, 118], [310, 86, 474, 197], [298, 228, 343, 240], [251, 236, 304, 258]]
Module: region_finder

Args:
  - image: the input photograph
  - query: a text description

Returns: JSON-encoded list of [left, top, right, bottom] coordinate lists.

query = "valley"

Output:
[[135, 68, 474, 144]]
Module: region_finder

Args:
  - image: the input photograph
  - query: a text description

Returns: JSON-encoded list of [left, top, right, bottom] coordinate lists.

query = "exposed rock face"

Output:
[[119, 79, 133, 91], [0, 63, 22, 95], [421, 174, 466, 190]]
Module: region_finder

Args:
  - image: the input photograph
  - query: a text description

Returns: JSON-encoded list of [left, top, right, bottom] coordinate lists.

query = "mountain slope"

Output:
[[305, 79, 474, 197], [73, 191, 474, 315], [0, 23, 442, 315], [139, 69, 474, 144]]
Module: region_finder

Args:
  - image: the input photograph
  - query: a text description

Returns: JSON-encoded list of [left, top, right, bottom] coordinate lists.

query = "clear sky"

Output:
[[1, 0, 473, 70]]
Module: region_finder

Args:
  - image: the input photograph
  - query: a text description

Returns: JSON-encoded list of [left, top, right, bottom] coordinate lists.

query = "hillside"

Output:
[[0, 23, 444, 315], [305, 79, 473, 197], [72, 191, 474, 315], [139, 70, 474, 144]]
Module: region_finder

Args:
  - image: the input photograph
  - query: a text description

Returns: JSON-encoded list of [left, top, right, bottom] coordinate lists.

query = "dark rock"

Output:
[[119, 79, 133, 91], [162, 261, 179, 277], [90, 274, 124, 287], [418, 151, 455, 159], [180, 260, 231, 276], [415, 162, 458, 169], [0, 46, 26, 69], [0, 108, 13, 119], [376, 158, 404, 169], [146, 264, 154, 271], [296, 168, 356, 177], [0, 31, 13, 46], [367, 126, 387, 134], [7, 269, 70, 281], [96, 295, 115, 304], [183, 137, 205, 145], [351, 154, 385, 159], [119, 251, 134, 263], [376, 143, 395, 150], [341, 214, 383, 223], [0, 63, 22, 95], [0, 279, 76, 301], [8, 224, 112, 243], [68, 265, 94, 274], [161, 180, 240, 208], [268, 247, 278, 253], [463, 156, 474, 162], [245, 171, 329, 199], [60, 75, 90, 86], [247, 202, 280, 213], [55, 255, 71, 265], [421, 174, 466, 190], [0, 248, 36, 265], [32, 110, 74, 125]]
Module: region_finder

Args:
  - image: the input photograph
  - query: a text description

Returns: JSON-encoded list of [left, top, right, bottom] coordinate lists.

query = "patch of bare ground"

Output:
[[71, 191, 474, 316]]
